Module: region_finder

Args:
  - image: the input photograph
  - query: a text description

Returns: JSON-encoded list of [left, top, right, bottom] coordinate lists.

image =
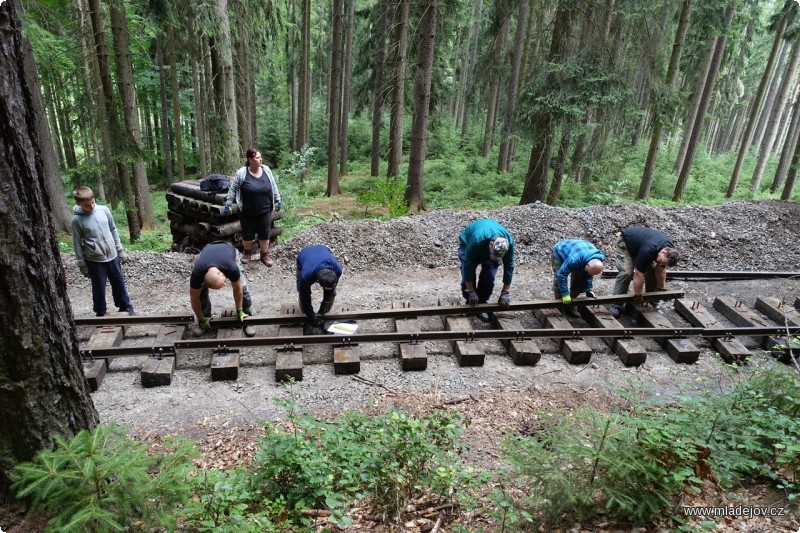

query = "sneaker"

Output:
[[119, 306, 136, 315], [609, 305, 621, 318], [564, 306, 580, 318], [241, 250, 252, 264], [477, 312, 491, 323]]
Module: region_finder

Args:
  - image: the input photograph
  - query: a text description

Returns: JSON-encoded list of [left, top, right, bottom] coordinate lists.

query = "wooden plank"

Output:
[[211, 325, 241, 381], [395, 318, 428, 370], [713, 297, 797, 362], [490, 314, 540, 365], [333, 345, 360, 375], [140, 325, 184, 387], [754, 296, 800, 327], [578, 306, 646, 367], [82, 325, 123, 391], [674, 299, 750, 364], [534, 308, 592, 364], [276, 325, 304, 382], [446, 316, 485, 366], [630, 306, 699, 364]]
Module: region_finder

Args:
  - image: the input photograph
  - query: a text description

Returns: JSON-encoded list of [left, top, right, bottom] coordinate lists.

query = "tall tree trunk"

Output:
[[167, 25, 185, 181], [0, 0, 98, 497], [546, 125, 571, 205], [406, 0, 437, 212], [637, 0, 692, 200], [481, 18, 508, 157], [771, 88, 800, 193], [21, 37, 70, 232], [327, 0, 344, 196], [520, 1, 572, 204], [673, 3, 735, 202], [387, 0, 410, 178], [298, 0, 311, 152], [753, 39, 789, 150], [750, 39, 800, 196], [187, 9, 207, 178], [339, 0, 355, 177], [210, 0, 240, 171], [87, 0, 140, 241], [460, 0, 484, 141], [156, 36, 174, 185], [497, 0, 529, 173], [370, 0, 388, 177], [727, 15, 789, 196], [781, 124, 800, 199], [110, 0, 154, 230], [673, 35, 717, 176]]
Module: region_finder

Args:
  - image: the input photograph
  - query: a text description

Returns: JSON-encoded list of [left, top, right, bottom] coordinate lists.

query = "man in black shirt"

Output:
[[189, 242, 255, 336], [610, 227, 680, 317]]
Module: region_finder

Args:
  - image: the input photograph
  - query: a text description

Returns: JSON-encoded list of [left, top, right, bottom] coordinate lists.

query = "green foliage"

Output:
[[249, 401, 474, 527], [355, 175, 408, 217], [493, 366, 800, 530], [11, 423, 197, 533]]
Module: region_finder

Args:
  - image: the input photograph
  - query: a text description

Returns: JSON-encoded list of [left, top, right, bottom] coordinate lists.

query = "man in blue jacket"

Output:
[[552, 239, 605, 318], [458, 218, 514, 322], [297, 245, 343, 335]]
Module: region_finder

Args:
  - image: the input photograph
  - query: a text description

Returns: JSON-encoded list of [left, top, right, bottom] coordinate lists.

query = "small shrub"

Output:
[[12, 423, 197, 532]]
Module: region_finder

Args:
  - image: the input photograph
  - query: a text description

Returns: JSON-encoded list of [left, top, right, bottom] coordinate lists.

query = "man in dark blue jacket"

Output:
[[297, 245, 343, 334]]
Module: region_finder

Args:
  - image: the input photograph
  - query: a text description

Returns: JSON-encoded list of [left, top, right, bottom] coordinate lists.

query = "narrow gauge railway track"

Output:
[[76, 290, 800, 390]]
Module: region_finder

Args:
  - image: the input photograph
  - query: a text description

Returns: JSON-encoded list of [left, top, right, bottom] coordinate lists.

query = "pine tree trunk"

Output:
[[211, 0, 240, 171], [406, 0, 437, 212], [781, 126, 800, 199], [637, 0, 692, 200], [546, 125, 571, 205], [187, 9, 207, 178], [460, 0, 484, 141], [497, 1, 529, 173], [772, 90, 800, 193], [387, 0, 410, 178], [156, 36, 174, 185], [480, 18, 508, 157], [752, 40, 789, 150], [167, 25, 185, 181], [0, 0, 99, 497], [110, 0, 154, 230], [340, 0, 355, 177], [370, 0, 388, 177], [327, 0, 344, 196], [298, 0, 311, 152]]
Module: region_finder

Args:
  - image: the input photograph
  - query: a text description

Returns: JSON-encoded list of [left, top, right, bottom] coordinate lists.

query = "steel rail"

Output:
[[602, 270, 800, 280], [79, 325, 800, 359], [74, 291, 683, 327]]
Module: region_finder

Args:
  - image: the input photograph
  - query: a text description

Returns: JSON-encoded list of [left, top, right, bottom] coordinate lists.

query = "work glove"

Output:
[[561, 295, 572, 305], [117, 250, 128, 264], [498, 290, 511, 308], [223, 204, 231, 215], [79, 266, 90, 277], [632, 294, 644, 306], [236, 308, 248, 322], [466, 290, 479, 305], [585, 290, 596, 298], [199, 316, 212, 331], [276, 200, 282, 211]]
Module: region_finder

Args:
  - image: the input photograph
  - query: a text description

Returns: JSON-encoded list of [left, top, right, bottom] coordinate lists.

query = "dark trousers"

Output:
[[458, 248, 499, 303], [199, 262, 253, 316], [87, 258, 131, 316]]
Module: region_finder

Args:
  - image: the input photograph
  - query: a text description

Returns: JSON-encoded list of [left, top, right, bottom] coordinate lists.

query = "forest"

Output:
[[18, 0, 800, 245]]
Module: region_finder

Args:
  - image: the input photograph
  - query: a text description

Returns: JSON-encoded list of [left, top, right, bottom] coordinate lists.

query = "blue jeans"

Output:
[[459, 248, 499, 303], [87, 258, 131, 316]]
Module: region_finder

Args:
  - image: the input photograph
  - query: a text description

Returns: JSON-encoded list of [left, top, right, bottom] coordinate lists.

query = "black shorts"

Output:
[[240, 210, 272, 241]]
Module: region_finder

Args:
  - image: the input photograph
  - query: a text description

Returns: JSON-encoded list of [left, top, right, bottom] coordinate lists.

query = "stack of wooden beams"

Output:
[[166, 179, 282, 253]]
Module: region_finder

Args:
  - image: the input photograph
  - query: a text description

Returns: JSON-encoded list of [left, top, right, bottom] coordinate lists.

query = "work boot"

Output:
[[260, 250, 273, 267], [241, 249, 252, 264], [118, 306, 136, 316], [303, 322, 315, 336], [564, 306, 580, 318]]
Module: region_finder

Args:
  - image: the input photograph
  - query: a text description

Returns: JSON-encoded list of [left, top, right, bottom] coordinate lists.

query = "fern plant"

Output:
[[12, 423, 197, 532]]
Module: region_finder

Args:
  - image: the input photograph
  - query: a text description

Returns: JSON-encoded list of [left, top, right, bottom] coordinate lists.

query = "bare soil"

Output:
[[55, 200, 800, 531]]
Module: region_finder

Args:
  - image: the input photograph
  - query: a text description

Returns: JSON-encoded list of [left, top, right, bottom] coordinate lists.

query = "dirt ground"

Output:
[[59, 200, 800, 531]]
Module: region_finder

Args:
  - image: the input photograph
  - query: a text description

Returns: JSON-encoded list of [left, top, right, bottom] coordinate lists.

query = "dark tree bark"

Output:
[[187, 8, 207, 177], [156, 36, 174, 185], [545, 126, 571, 205], [752, 39, 789, 150], [87, 0, 140, 241], [772, 88, 800, 193], [298, 0, 311, 152], [673, 3, 735, 202], [0, 0, 98, 497], [406, 0, 437, 212], [387, 0, 410, 178], [370, 0, 389, 177], [110, 0, 154, 230], [781, 124, 800, 199], [21, 36, 71, 232], [339, 0, 355, 177], [497, 0, 529, 173], [167, 24, 186, 181], [481, 17, 508, 157], [460, 0, 484, 141], [520, 1, 572, 204], [327, 0, 344, 196], [637, 0, 692, 200]]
